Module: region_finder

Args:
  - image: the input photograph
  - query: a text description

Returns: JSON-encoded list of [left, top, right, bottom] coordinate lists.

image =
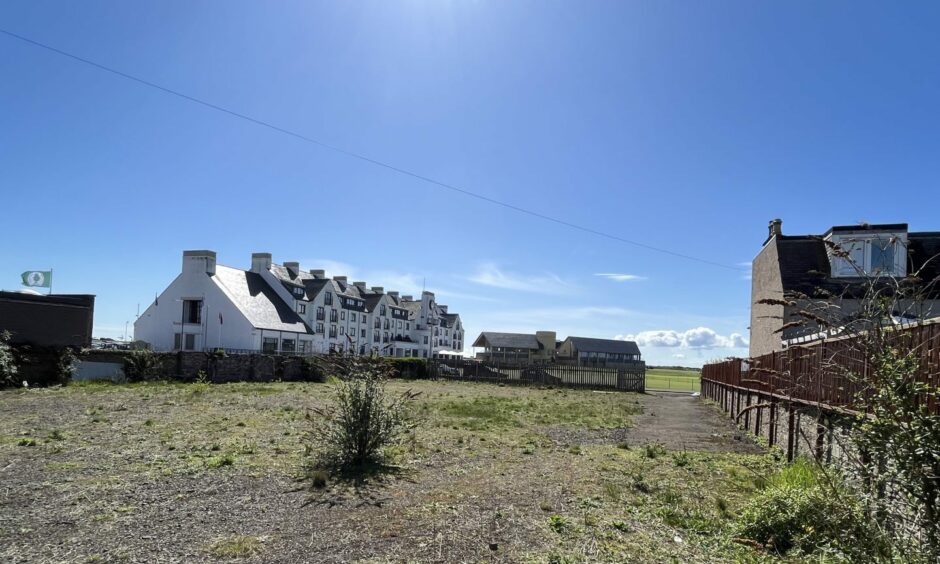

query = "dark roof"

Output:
[[775, 231, 940, 299], [472, 332, 539, 349], [563, 336, 640, 356], [213, 265, 312, 333]]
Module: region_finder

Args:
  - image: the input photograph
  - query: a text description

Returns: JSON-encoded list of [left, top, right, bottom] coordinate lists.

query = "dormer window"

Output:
[[293, 286, 304, 297], [828, 233, 906, 278]]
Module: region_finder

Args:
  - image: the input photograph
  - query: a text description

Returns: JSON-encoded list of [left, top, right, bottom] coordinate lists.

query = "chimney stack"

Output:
[[284, 261, 300, 276], [402, 295, 414, 301], [183, 250, 217, 276], [251, 252, 272, 273], [353, 281, 367, 288], [371, 286, 384, 294], [769, 218, 783, 239], [388, 291, 399, 299], [311, 269, 325, 278], [333, 276, 347, 284]]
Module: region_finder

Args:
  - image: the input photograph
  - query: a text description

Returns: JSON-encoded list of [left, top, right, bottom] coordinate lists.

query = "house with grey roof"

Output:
[[749, 220, 940, 357], [472, 330, 643, 368], [134, 250, 464, 357]]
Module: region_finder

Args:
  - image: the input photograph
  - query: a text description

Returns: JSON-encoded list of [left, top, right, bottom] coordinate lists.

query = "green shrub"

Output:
[[388, 358, 429, 379], [306, 358, 418, 472], [0, 331, 18, 387], [733, 460, 881, 558], [300, 356, 328, 383], [123, 349, 159, 382]]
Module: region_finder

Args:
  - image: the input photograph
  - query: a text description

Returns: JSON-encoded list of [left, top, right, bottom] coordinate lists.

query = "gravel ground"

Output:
[[0, 382, 765, 563]]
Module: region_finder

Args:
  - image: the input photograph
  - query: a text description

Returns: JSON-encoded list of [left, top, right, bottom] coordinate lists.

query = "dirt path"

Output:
[[623, 392, 763, 453]]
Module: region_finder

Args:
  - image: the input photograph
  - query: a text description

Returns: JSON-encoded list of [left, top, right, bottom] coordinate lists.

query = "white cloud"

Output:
[[594, 273, 646, 282], [673, 354, 686, 359], [616, 327, 748, 349], [468, 263, 570, 294]]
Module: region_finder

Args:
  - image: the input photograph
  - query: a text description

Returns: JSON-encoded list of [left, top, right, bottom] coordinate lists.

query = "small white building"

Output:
[[134, 250, 464, 357]]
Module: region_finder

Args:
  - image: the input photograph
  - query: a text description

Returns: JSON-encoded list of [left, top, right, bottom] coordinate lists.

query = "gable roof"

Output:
[[563, 336, 640, 356], [472, 332, 539, 349], [212, 265, 312, 334]]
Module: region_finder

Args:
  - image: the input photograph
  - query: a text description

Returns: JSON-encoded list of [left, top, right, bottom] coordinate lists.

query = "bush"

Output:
[[0, 330, 18, 387], [300, 356, 328, 383], [306, 358, 418, 471], [123, 349, 160, 382], [55, 347, 77, 385], [733, 460, 881, 558], [387, 358, 429, 379]]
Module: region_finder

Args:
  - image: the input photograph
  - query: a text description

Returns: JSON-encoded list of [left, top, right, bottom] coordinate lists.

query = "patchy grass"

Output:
[[0, 379, 778, 562]]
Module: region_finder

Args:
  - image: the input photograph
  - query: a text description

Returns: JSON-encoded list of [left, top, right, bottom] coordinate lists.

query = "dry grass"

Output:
[[0, 380, 785, 562]]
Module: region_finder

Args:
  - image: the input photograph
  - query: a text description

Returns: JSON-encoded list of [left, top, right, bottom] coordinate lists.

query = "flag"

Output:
[[21, 271, 52, 288], [154, 292, 159, 307]]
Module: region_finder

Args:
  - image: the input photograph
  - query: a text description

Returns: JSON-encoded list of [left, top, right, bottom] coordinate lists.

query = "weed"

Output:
[[568, 444, 582, 455], [48, 429, 65, 441], [643, 443, 665, 459], [206, 453, 236, 469], [309, 469, 328, 489], [548, 515, 569, 534], [602, 482, 622, 501], [17, 437, 37, 447], [672, 451, 691, 467], [609, 520, 631, 533]]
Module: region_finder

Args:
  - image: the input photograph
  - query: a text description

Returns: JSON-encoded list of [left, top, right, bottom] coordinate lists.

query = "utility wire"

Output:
[[1, 28, 745, 271]]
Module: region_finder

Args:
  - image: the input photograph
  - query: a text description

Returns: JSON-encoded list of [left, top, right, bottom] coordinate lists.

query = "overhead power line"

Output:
[[1, 28, 745, 271]]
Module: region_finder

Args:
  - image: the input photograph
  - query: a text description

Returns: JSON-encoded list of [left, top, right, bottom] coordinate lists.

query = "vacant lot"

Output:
[[1, 380, 774, 563], [646, 368, 701, 392]]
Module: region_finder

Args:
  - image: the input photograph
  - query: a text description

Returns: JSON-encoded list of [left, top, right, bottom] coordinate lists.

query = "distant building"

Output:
[[555, 336, 642, 368], [0, 291, 95, 348], [134, 250, 463, 357], [749, 220, 940, 357], [472, 330, 644, 368]]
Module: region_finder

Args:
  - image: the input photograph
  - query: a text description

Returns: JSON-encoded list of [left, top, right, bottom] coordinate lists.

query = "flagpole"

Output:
[[49, 268, 53, 295]]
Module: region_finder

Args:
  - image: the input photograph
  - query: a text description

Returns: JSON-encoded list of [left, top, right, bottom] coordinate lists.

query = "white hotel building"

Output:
[[134, 250, 464, 358]]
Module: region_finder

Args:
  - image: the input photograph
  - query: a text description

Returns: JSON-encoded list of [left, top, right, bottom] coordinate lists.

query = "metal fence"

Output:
[[702, 322, 940, 413], [429, 358, 645, 392]]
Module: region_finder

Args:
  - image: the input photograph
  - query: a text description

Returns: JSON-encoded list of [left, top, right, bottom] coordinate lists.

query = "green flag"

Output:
[[21, 271, 52, 288]]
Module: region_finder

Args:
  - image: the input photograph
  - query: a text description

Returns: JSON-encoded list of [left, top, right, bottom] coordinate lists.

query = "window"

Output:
[[184, 299, 202, 324], [374, 333, 380, 342], [397, 320, 403, 329], [324, 292, 333, 305], [351, 313, 357, 322], [406, 322, 410, 330], [423, 336, 429, 344], [361, 328, 366, 337], [329, 325, 337, 338], [374, 318, 380, 329], [316, 323, 324, 334], [380, 305, 386, 316], [383, 332, 389, 343], [871, 239, 896, 273], [340, 326, 345, 335], [298, 303, 306, 314], [293, 287, 304, 297], [262, 337, 278, 354], [341, 310, 346, 321], [282, 339, 296, 353], [299, 340, 310, 353], [384, 319, 390, 330], [330, 309, 338, 322], [185, 334, 196, 350], [316, 306, 325, 320]]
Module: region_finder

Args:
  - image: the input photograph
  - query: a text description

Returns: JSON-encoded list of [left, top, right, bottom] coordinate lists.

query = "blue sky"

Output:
[[2, 1, 939, 367]]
